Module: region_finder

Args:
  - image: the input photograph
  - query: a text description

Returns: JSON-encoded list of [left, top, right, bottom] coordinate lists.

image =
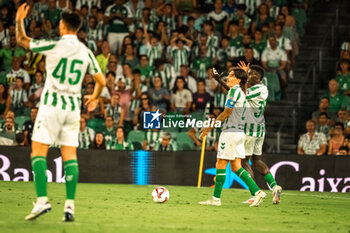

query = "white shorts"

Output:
[[217, 132, 246, 160], [244, 135, 264, 156], [32, 105, 80, 147]]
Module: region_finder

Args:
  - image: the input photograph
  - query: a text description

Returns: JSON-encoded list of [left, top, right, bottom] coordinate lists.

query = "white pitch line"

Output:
[[283, 192, 350, 200]]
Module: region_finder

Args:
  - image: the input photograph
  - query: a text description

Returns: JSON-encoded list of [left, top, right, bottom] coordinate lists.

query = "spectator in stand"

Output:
[[15, 132, 25, 146], [232, 47, 261, 67], [235, 33, 260, 60], [0, 83, 10, 118], [87, 16, 103, 50], [262, 35, 288, 99], [0, 116, 16, 145], [103, 115, 117, 150], [110, 126, 133, 150], [143, 128, 161, 151], [217, 36, 235, 71], [120, 43, 139, 69], [136, 55, 153, 86], [170, 76, 192, 114], [192, 80, 211, 113], [342, 92, 350, 112], [143, 26, 163, 66], [91, 132, 106, 150], [252, 3, 274, 33], [22, 107, 38, 146], [316, 112, 331, 141], [298, 120, 327, 156], [0, 35, 25, 71], [133, 92, 155, 130], [336, 59, 350, 94], [322, 79, 343, 115], [28, 70, 44, 107], [170, 33, 193, 73], [312, 97, 335, 122], [207, 0, 228, 35], [328, 123, 345, 155], [78, 116, 95, 150], [170, 65, 197, 93], [148, 76, 170, 112], [104, 0, 133, 54], [340, 32, 350, 52], [43, 0, 62, 28], [96, 41, 111, 75], [82, 82, 105, 119], [115, 76, 132, 131], [5, 56, 30, 90], [105, 93, 124, 126], [226, 22, 242, 48], [251, 29, 267, 59], [336, 108, 349, 128], [10, 77, 28, 116], [154, 58, 176, 89], [154, 131, 177, 151], [191, 45, 213, 79]]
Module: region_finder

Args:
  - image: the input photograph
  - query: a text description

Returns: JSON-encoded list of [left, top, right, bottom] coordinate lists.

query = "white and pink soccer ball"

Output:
[[152, 186, 169, 203]]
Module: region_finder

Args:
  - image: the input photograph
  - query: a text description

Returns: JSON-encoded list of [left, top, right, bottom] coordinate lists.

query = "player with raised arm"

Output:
[[199, 69, 266, 207], [16, 4, 106, 221], [238, 62, 282, 204]]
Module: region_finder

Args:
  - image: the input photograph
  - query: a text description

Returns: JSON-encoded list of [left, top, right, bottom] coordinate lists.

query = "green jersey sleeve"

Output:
[[29, 39, 57, 56]]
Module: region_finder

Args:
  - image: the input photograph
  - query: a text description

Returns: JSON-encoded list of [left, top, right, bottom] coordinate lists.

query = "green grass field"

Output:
[[1, 181, 350, 233]]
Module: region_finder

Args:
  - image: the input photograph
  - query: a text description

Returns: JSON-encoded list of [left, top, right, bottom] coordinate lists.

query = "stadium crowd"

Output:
[[0, 0, 310, 151], [298, 33, 350, 156]]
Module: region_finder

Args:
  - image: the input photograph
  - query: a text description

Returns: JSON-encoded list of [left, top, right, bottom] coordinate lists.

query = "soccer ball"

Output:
[[152, 186, 169, 203]]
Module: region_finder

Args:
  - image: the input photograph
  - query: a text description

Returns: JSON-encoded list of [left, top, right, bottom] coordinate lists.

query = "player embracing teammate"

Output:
[[199, 63, 282, 207]]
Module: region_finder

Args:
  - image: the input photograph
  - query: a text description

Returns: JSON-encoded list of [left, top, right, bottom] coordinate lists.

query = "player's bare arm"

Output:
[[15, 3, 31, 49], [199, 107, 233, 139]]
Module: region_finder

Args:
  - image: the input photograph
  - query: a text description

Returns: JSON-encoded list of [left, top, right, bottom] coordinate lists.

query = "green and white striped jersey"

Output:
[[144, 130, 160, 150], [29, 35, 101, 111], [214, 91, 226, 108], [236, 0, 261, 16], [145, 42, 163, 66], [10, 88, 28, 109], [110, 140, 134, 150], [135, 8, 158, 23], [103, 127, 117, 150], [222, 84, 246, 132], [154, 63, 176, 89], [106, 104, 122, 125], [78, 127, 95, 149], [341, 41, 349, 51], [154, 139, 178, 151], [172, 46, 190, 73], [234, 46, 260, 60], [244, 84, 268, 137], [87, 27, 103, 42], [192, 45, 216, 60]]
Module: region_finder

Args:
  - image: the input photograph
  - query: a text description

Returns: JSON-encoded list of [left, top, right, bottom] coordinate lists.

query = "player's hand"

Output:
[[16, 3, 30, 21], [84, 95, 98, 112], [199, 127, 212, 139], [237, 61, 250, 72]]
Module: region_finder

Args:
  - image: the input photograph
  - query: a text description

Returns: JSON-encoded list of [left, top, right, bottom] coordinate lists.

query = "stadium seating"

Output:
[[127, 130, 145, 146], [14, 116, 30, 129], [176, 132, 195, 150]]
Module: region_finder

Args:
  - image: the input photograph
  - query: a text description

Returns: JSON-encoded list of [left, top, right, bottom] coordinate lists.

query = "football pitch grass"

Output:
[[1, 181, 350, 233]]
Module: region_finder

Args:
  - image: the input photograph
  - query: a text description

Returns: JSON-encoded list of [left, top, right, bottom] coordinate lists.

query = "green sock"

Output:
[[264, 173, 277, 189], [31, 156, 48, 197], [213, 169, 226, 198], [64, 159, 79, 200], [235, 168, 260, 196]]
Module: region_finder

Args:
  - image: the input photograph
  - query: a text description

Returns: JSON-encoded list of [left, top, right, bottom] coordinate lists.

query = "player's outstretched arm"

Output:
[[199, 107, 232, 139], [15, 3, 31, 49], [85, 73, 106, 112]]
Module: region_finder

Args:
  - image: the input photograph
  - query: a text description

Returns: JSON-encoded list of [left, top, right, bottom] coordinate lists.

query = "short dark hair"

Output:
[[15, 133, 25, 145], [335, 122, 345, 131], [250, 65, 265, 80], [106, 71, 116, 77], [132, 68, 141, 75], [318, 112, 328, 118], [339, 146, 349, 153], [234, 69, 247, 85], [61, 11, 82, 31]]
